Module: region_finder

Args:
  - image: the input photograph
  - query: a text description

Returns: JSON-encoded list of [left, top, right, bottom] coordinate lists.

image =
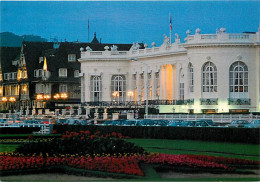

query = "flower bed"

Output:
[[0, 155, 144, 176], [1, 130, 259, 178]]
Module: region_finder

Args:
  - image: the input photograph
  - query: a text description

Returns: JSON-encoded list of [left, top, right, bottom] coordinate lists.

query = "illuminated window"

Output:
[[111, 75, 126, 102], [90, 76, 102, 102], [229, 61, 248, 93], [22, 71, 28, 79], [202, 62, 217, 92]]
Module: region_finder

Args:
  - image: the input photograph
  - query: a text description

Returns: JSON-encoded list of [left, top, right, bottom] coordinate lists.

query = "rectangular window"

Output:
[[59, 68, 67, 78], [4, 73, 8, 80], [90, 76, 102, 102], [68, 54, 76, 62], [59, 84, 67, 93], [39, 69, 43, 77], [74, 70, 79, 77], [11, 72, 17, 80], [155, 72, 160, 98], [34, 70, 39, 77], [179, 83, 184, 100]]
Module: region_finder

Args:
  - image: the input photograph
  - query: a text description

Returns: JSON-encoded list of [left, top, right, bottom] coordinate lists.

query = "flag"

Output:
[[43, 57, 47, 71], [88, 18, 89, 29], [169, 13, 172, 31]]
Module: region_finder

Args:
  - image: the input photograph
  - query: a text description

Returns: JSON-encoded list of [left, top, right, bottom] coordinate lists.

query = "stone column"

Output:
[[32, 106, 36, 115], [78, 107, 82, 115], [103, 107, 108, 120], [136, 72, 141, 102], [69, 106, 74, 115], [151, 70, 156, 100], [94, 108, 98, 124], [55, 109, 60, 116], [102, 73, 110, 101], [62, 109, 66, 116], [85, 106, 90, 118]]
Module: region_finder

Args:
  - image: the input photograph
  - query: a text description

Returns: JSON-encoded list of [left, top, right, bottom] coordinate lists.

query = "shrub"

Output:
[[53, 125, 260, 144], [15, 131, 145, 156]]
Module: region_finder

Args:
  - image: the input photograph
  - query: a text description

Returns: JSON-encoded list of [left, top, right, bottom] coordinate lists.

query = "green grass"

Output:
[[127, 139, 260, 161], [0, 144, 20, 152]]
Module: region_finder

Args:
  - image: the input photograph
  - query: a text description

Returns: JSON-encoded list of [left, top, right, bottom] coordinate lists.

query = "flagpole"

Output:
[[169, 13, 172, 44]]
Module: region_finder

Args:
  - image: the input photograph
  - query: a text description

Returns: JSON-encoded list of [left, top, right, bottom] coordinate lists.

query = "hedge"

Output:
[[53, 125, 260, 144], [0, 127, 41, 134]]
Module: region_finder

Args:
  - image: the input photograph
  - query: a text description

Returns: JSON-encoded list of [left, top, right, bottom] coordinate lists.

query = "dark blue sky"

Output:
[[1, 1, 259, 46]]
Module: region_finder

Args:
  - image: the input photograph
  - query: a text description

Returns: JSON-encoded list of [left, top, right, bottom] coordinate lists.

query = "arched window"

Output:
[[229, 61, 248, 93], [111, 75, 126, 101], [90, 76, 101, 102], [188, 63, 194, 92], [202, 62, 217, 92]]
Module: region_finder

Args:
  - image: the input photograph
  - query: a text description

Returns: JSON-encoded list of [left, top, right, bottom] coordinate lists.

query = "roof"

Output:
[[0, 47, 21, 84], [22, 41, 134, 82]]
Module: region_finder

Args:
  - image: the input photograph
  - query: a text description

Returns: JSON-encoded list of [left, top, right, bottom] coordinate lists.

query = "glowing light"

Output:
[[60, 93, 68, 99], [36, 94, 44, 100], [44, 94, 51, 100], [112, 91, 120, 97], [9, 97, 16, 102], [53, 93, 60, 99], [17, 70, 22, 81], [127, 91, 134, 97], [43, 57, 48, 71], [2, 97, 8, 102]]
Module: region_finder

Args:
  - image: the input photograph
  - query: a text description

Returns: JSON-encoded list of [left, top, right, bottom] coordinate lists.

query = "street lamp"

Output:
[[131, 58, 149, 118]]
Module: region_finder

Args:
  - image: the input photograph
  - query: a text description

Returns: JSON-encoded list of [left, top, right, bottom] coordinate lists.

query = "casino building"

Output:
[[79, 27, 260, 114]]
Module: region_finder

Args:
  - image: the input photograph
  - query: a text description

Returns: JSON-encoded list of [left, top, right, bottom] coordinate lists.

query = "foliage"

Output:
[[0, 155, 144, 176], [15, 131, 145, 156], [53, 125, 260, 144], [0, 127, 41, 134]]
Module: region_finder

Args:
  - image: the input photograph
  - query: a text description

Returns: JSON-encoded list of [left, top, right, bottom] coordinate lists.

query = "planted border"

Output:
[[53, 125, 260, 144]]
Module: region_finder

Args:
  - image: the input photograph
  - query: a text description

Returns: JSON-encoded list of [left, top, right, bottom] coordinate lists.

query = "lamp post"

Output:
[[131, 58, 149, 118]]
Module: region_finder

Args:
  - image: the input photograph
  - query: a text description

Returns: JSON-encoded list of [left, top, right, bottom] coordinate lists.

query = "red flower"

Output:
[[52, 130, 57, 134], [85, 130, 91, 136]]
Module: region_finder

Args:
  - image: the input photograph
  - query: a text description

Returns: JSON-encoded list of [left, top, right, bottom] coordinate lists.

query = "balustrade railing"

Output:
[[228, 98, 251, 105], [200, 98, 218, 105]]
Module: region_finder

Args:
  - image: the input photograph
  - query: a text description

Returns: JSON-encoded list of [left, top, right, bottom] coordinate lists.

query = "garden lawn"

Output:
[[126, 139, 260, 161], [0, 144, 20, 152]]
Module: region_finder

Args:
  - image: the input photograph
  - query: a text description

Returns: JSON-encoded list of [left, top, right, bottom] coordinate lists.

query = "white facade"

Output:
[[79, 28, 260, 114]]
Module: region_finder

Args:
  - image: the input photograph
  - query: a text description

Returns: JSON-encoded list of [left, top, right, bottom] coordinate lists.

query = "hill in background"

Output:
[[0, 32, 48, 47]]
